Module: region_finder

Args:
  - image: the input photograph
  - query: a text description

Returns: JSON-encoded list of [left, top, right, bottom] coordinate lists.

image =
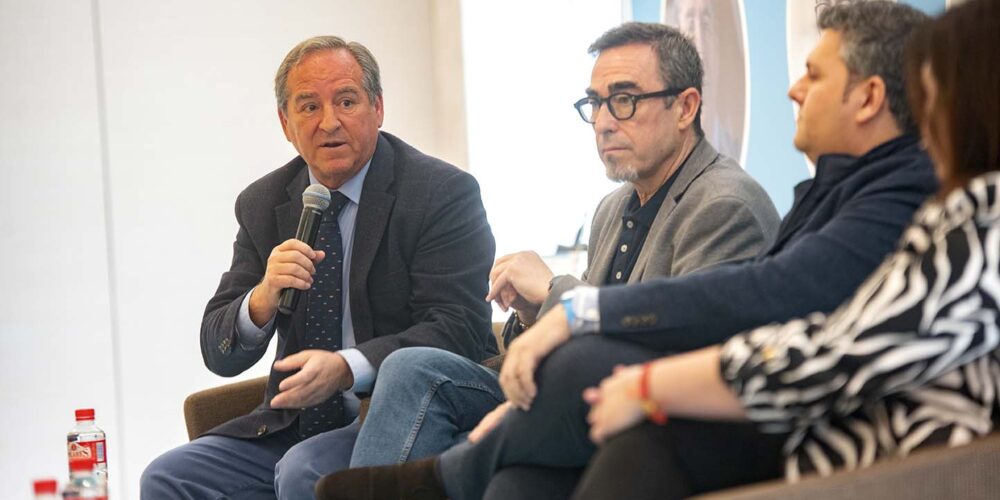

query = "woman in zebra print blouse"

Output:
[[580, 0, 1000, 495]]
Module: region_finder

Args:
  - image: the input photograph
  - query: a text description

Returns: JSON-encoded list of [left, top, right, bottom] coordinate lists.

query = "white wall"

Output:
[[0, 1, 453, 498], [0, 0, 120, 496], [462, 0, 623, 261]]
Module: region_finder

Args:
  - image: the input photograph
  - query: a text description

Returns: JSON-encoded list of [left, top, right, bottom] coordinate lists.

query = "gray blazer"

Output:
[[540, 138, 780, 315]]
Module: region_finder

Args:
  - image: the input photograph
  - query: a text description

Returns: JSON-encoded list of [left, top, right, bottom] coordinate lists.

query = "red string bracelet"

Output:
[[639, 362, 668, 425]]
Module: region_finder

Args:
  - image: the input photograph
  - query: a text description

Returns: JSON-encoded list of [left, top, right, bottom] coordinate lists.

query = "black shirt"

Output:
[[605, 166, 682, 284]]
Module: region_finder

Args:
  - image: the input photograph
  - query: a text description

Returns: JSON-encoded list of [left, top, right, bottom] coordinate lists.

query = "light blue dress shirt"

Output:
[[562, 286, 601, 336], [235, 160, 375, 417]]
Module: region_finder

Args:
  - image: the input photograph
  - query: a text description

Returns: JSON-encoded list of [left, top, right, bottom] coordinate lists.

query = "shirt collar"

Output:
[[813, 135, 920, 185], [625, 173, 674, 228], [306, 158, 372, 206]]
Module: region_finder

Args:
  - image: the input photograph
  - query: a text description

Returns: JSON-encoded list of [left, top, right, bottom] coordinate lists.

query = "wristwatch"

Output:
[[512, 311, 528, 331]]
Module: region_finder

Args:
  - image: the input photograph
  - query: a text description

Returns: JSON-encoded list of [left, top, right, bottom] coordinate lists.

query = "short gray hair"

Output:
[[818, 1, 929, 134], [274, 36, 382, 113], [589, 22, 704, 136]]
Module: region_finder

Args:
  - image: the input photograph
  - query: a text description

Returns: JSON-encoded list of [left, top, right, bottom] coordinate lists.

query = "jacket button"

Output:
[[257, 424, 267, 436]]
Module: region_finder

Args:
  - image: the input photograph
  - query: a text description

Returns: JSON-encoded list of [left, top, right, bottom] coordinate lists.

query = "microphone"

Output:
[[277, 183, 331, 315]]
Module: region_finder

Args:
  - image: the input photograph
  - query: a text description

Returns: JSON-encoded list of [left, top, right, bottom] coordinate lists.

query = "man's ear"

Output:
[[374, 95, 385, 128], [853, 76, 887, 125], [278, 107, 292, 142], [676, 88, 701, 131]]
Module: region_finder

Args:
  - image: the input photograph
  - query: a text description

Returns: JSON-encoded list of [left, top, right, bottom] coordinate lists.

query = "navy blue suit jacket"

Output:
[[599, 135, 937, 352]]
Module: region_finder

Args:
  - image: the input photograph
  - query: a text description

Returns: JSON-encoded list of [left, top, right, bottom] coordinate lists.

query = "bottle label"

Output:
[[68, 439, 107, 468]]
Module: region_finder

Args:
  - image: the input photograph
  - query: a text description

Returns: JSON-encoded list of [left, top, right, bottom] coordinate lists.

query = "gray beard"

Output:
[[605, 162, 639, 183]]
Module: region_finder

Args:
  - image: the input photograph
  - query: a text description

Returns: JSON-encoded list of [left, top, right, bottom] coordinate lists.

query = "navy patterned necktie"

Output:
[[299, 191, 350, 439]]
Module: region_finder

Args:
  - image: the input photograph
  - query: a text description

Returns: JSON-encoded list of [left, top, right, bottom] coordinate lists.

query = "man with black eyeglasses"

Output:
[[319, 4, 938, 499], [477, 23, 781, 371], [312, 20, 778, 495]]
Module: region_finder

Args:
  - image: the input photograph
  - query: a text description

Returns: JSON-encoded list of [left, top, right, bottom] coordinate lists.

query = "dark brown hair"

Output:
[[590, 22, 704, 136], [819, 1, 928, 135], [906, 0, 1000, 194]]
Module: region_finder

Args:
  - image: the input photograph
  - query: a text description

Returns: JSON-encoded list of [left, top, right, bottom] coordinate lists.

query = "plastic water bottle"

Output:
[[62, 461, 107, 500], [67, 409, 107, 481], [33, 479, 59, 500]]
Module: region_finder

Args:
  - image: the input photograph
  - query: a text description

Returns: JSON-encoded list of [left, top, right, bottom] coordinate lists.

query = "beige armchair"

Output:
[[183, 375, 267, 440]]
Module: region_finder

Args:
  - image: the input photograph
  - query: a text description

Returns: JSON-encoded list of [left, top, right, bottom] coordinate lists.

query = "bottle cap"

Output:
[[69, 460, 94, 472], [75, 408, 95, 421], [33, 479, 58, 494]]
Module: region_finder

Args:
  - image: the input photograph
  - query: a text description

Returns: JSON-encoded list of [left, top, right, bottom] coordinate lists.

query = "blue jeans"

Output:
[[140, 418, 360, 500], [349, 347, 505, 466]]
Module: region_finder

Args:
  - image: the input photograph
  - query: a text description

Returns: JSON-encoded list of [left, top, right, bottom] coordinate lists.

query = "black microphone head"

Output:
[[302, 184, 332, 211]]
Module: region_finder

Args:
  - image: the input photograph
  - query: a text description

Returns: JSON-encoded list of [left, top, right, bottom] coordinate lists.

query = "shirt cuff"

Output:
[[339, 348, 375, 393], [236, 287, 276, 350], [561, 286, 600, 336]]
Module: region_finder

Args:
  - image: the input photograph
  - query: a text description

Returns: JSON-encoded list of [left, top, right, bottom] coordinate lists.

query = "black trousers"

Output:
[[483, 420, 786, 500], [439, 335, 659, 499], [482, 421, 786, 500], [574, 420, 787, 499], [441, 335, 788, 499]]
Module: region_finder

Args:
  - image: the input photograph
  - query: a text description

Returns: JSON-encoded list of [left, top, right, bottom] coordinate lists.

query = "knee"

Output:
[[274, 447, 314, 499], [376, 347, 464, 388], [275, 431, 354, 499], [537, 336, 623, 392], [140, 448, 185, 498]]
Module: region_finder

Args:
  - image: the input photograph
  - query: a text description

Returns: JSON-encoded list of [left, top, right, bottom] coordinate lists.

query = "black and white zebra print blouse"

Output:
[[721, 171, 1000, 481]]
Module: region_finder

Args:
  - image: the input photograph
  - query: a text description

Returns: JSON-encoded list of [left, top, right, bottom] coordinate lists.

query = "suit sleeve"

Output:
[[539, 275, 587, 318], [353, 170, 496, 368], [545, 192, 775, 326], [199, 193, 272, 377], [598, 183, 927, 352], [669, 195, 775, 277]]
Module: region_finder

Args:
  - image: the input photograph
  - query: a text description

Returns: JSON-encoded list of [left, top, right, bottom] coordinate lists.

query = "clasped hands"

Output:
[[473, 310, 647, 445]]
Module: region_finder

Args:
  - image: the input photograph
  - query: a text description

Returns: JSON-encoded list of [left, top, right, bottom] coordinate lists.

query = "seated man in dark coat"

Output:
[[140, 35, 496, 500]]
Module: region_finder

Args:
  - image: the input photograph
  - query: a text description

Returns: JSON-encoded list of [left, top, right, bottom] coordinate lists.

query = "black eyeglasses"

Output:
[[573, 87, 686, 124]]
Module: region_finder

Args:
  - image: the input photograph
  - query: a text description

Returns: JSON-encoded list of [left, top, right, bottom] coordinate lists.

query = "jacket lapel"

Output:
[[629, 139, 718, 283], [349, 134, 396, 343], [275, 159, 311, 243], [273, 160, 311, 338]]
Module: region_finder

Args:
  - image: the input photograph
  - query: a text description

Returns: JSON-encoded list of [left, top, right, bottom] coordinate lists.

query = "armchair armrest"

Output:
[[183, 376, 267, 440]]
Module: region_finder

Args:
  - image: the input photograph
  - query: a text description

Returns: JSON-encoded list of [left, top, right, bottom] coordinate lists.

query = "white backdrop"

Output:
[[0, 1, 461, 498], [462, 0, 624, 262]]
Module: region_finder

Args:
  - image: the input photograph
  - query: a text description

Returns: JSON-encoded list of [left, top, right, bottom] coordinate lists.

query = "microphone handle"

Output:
[[277, 206, 325, 315]]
